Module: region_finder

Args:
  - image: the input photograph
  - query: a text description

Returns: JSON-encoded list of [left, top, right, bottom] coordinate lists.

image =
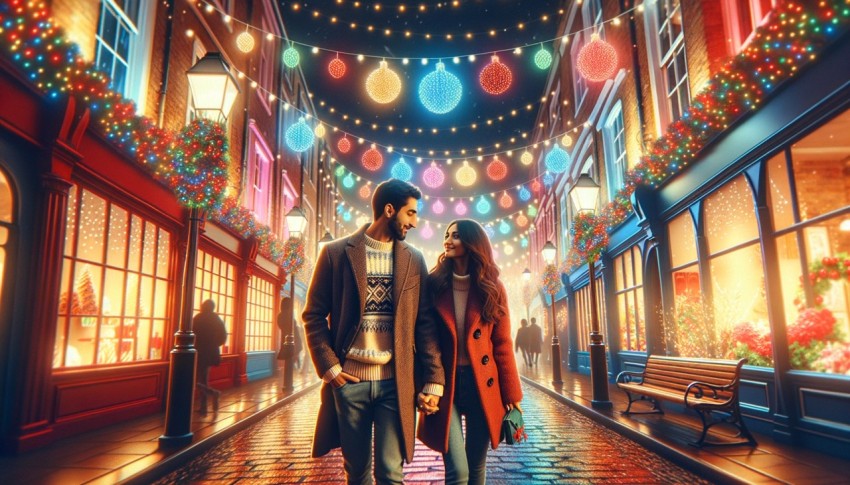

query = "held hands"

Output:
[[331, 371, 360, 389], [417, 392, 439, 415], [505, 402, 523, 414]]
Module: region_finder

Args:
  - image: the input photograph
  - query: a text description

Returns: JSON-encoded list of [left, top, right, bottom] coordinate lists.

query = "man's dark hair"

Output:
[[371, 178, 422, 220]]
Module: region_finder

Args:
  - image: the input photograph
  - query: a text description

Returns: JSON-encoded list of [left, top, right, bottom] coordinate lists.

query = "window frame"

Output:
[[602, 100, 627, 198], [644, 0, 690, 133]]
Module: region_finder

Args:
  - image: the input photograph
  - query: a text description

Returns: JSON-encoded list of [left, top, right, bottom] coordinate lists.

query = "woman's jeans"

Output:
[[444, 366, 491, 485], [333, 379, 404, 485]]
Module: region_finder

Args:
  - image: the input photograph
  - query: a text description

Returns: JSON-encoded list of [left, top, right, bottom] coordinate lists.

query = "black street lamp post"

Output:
[[569, 173, 611, 409], [541, 242, 563, 385], [160, 53, 239, 447], [282, 206, 308, 391]]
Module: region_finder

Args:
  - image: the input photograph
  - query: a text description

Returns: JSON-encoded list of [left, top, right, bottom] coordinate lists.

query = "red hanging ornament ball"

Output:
[[328, 57, 346, 79], [479, 55, 512, 95], [338, 136, 352, 154], [362, 145, 384, 171], [486, 157, 508, 181], [530, 179, 542, 192], [359, 184, 371, 199], [499, 191, 513, 209], [577, 33, 618, 82]]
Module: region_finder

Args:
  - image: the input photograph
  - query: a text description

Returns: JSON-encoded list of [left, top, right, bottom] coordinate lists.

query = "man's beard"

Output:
[[388, 213, 406, 240]]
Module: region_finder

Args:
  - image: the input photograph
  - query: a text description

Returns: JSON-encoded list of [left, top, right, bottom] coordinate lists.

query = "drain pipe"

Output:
[[156, 0, 176, 128], [620, 0, 647, 141]]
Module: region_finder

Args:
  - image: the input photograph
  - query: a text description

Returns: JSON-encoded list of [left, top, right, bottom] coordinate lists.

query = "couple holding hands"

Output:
[[303, 178, 523, 485]]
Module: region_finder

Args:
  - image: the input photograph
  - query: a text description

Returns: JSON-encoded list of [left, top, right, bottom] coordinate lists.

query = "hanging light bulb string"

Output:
[[201, 0, 641, 61]]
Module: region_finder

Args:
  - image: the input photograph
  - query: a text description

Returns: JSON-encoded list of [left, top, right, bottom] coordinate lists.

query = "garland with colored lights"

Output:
[[568, 0, 850, 266], [281, 238, 306, 275], [541, 263, 562, 296], [0, 1, 295, 270], [568, 212, 609, 266]]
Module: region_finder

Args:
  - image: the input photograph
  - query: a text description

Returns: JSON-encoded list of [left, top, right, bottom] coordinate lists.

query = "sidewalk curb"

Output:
[[119, 381, 322, 485], [520, 376, 747, 485]]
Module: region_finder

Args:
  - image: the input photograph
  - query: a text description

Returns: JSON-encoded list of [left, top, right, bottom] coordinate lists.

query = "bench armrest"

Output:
[[616, 370, 644, 384], [684, 381, 736, 406]]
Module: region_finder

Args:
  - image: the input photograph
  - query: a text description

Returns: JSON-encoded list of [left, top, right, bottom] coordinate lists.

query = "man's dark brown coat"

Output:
[[302, 225, 445, 463]]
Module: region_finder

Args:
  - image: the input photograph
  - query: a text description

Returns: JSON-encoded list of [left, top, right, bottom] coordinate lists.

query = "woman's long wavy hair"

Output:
[[429, 219, 507, 324]]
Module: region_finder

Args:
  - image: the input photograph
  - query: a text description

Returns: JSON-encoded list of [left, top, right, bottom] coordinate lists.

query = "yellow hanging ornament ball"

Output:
[[366, 60, 402, 104]]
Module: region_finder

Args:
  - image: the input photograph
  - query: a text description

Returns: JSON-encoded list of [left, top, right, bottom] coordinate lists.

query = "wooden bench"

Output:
[[615, 355, 757, 447]]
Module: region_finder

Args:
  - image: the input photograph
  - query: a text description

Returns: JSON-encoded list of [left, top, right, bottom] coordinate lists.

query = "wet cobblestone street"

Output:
[[154, 383, 714, 484]]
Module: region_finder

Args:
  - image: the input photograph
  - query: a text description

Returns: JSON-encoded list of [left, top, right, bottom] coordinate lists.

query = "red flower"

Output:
[[788, 308, 836, 347], [732, 321, 772, 358]]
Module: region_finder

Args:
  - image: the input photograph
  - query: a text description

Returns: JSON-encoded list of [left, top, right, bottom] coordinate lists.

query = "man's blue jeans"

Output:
[[444, 366, 491, 485], [333, 379, 404, 485]]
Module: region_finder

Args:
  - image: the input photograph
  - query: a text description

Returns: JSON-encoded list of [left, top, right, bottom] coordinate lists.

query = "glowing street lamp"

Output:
[[187, 52, 241, 123], [541, 241, 563, 385]]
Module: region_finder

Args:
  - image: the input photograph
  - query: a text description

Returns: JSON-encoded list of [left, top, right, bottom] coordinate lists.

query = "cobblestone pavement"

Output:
[[154, 383, 714, 484]]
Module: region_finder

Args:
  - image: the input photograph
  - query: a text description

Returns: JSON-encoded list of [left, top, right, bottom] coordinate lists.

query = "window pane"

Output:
[[125, 272, 139, 316], [0, 169, 12, 222], [668, 212, 697, 267], [767, 152, 795, 231], [127, 215, 142, 272], [103, 268, 125, 317], [156, 229, 170, 278], [77, 190, 107, 263], [106, 205, 128, 267], [712, 244, 772, 366], [142, 222, 156, 275], [704, 176, 759, 255], [623, 248, 633, 288], [64, 185, 78, 256], [634, 247, 644, 286], [790, 108, 850, 221]]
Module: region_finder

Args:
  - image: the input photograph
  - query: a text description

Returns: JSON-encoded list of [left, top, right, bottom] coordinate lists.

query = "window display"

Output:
[[194, 250, 235, 354], [614, 245, 645, 351], [54, 186, 171, 368], [245, 276, 275, 352]]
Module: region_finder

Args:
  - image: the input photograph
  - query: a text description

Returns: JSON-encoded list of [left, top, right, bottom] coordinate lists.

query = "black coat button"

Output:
[[487, 378, 494, 387], [482, 355, 490, 365], [473, 329, 481, 339]]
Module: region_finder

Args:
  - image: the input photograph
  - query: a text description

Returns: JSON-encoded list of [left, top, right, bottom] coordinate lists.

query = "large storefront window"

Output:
[[666, 211, 704, 356], [770, 108, 850, 375], [614, 245, 645, 351], [245, 275, 275, 352], [194, 250, 235, 354], [575, 275, 606, 350], [0, 168, 12, 303], [55, 186, 171, 367]]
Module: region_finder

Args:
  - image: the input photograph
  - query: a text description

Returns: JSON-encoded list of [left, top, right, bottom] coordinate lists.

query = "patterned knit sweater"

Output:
[[453, 273, 471, 366], [343, 235, 395, 381]]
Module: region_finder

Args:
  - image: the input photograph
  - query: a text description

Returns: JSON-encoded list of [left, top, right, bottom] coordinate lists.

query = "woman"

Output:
[[418, 219, 523, 485]]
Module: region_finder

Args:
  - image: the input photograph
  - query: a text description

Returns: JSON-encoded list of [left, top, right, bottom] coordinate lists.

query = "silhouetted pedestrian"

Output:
[[194, 299, 227, 415]]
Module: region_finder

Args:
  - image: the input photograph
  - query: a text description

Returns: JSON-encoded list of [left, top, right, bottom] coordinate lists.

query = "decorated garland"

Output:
[[568, 212, 609, 266], [281, 238, 306, 275], [541, 263, 562, 296], [567, 0, 850, 268], [794, 253, 850, 308]]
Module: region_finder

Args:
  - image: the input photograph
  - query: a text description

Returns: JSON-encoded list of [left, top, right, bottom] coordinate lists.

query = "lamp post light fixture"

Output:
[[541, 241, 563, 385], [282, 206, 308, 391], [318, 231, 333, 253], [569, 173, 611, 409], [160, 53, 240, 448], [522, 267, 532, 326], [186, 52, 241, 123]]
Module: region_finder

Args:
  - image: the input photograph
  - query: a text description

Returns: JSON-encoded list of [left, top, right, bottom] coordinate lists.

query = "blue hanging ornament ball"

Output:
[[543, 172, 555, 187], [518, 185, 531, 202], [285, 117, 315, 152], [499, 220, 511, 234], [484, 225, 496, 238], [520, 237, 529, 248], [419, 61, 463, 114], [476, 196, 491, 215], [391, 157, 413, 182], [343, 173, 355, 188], [545, 144, 570, 173]]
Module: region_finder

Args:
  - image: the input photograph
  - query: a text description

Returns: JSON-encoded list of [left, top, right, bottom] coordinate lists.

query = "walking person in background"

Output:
[[528, 317, 543, 366], [193, 299, 227, 415], [418, 219, 523, 485], [303, 178, 445, 485], [515, 318, 531, 367]]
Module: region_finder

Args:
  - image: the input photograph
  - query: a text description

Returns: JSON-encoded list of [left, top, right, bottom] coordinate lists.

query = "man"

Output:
[[303, 179, 445, 485], [193, 299, 227, 415], [515, 318, 531, 366], [528, 317, 543, 366]]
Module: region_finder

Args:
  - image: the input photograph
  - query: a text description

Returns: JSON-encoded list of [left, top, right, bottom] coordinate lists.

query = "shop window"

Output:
[[245, 276, 275, 352], [54, 186, 171, 368], [603, 101, 627, 197], [614, 245, 645, 352], [574, 274, 606, 351], [0, 168, 13, 306], [666, 211, 703, 356], [194, 250, 235, 354], [645, 0, 690, 130], [772, 108, 850, 374], [571, 37, 588, 114]]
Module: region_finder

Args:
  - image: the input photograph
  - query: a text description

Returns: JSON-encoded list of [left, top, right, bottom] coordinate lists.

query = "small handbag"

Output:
[[501, 408, 528, 445]]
